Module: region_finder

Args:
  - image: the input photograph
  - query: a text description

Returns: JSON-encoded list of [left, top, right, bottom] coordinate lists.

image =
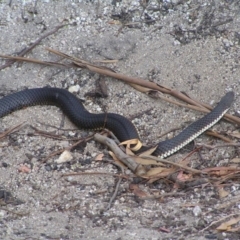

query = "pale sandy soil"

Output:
[[0, 1, 240, 240]]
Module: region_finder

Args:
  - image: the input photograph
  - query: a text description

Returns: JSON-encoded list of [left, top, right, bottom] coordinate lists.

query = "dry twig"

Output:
[[94, 133, 146, 176], [0, 24, 67, 70], [0, 122, 25, 140]]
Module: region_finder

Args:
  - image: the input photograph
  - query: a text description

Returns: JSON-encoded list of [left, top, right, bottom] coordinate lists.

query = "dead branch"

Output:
[[94, 133, 147, 176]]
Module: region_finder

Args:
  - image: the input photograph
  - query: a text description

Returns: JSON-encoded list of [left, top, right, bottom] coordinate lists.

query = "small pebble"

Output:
[[67, 177, 74, 182], [44, 164, 52, 171], [55, 150, 73, 164], [0, 211, 5, 217], [68, 85, 80, 93], [193, 205, 202, 217], [2, 162, 8, 168]]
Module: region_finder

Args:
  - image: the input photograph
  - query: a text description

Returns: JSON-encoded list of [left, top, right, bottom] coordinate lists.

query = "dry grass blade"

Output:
[[0, 54, 70, 68], [129, 184, 150, 198], [229, 130, 240, 139], [213, 171, 240, 185], [205, 130, 232, 142], [145, 166, 175, 177], [203, 166, 240, 173], [0, 206, 29, 217], [132, 156, 166, 166], [62, 171, 129, 179], [200, 214, 240, 232], [0, 24, 67, 70], [138, 145, 158, 157], [140, 155, 202, 174], [0, 123, 25, 139], [30, 126, 68, 140], [198, 142, 240, 150], [216, 216, 240, 232]]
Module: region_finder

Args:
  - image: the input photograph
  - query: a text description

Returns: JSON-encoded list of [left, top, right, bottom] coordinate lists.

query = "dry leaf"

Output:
[[176, 171, 192, 182], [129, 83, 152, 93], [230, 130, 240, 139], [107, 20, 121, 25], [125, 146, 135, 156], [145, 167, 166, 177], [18, 165, 31, 173], [138, 145, 158, 157], [93, 59, 118, 64], [133, 155, 165, 166], [227, 226, 240, 232], [147, 167, 176, 180], [94, 153, 104, 161], [120, 138, 142, 151], [158, 227, 171, 233], [203, 166, 240, 176], [129, 184, 149, 198], [230, 158, 240, 163], [216, 217, 240, 231], [218, 187, 230, 198]]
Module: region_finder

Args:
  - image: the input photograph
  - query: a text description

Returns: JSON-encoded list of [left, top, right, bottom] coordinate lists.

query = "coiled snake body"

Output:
[[0, 88, 234, 157]]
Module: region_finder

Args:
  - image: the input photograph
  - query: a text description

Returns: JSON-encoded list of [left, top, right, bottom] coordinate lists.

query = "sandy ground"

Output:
[[0, 0, 240, 239]]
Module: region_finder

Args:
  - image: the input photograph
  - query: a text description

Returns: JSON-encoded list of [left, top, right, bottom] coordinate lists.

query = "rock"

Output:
[[193, 205, 202, 217], [55, 150, 73, 164], [68, 85, 80, 93]]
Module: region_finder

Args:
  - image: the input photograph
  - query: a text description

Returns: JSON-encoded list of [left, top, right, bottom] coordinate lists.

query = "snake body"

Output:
[[0, 87, 234, 157]]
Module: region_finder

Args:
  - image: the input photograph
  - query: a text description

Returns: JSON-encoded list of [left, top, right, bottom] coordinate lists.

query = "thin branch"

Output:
[[94, 133, 147, 176], [0, 122, 25, 139], [62, 172, 129, 180], [103, 159, 126, 210], [107, 178, 122, 210], [0, 24, 67, 70]]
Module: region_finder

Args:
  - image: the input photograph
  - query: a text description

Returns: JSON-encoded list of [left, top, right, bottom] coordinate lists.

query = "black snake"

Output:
[[0, 87, 234, 157]]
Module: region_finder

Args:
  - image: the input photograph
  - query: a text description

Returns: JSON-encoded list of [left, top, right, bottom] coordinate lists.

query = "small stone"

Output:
[[44, 164, 52, 171], [2, 162, 8, 168], [67, 176, 73, 182], [68, 85, 80, 93], [173, 40, 181, 46], [0, 210, 5, 217], [55, 150, 73, 164], [68, 131, 75, 137], [231, 185, 236, 192], [193, 205, 202, 217]]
